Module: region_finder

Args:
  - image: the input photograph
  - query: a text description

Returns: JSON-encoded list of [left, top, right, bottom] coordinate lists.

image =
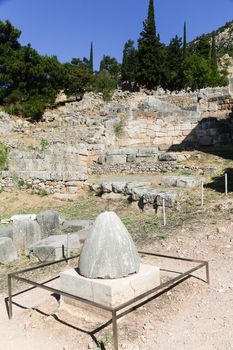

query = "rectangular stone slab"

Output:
[[60, 264, 160, 309]]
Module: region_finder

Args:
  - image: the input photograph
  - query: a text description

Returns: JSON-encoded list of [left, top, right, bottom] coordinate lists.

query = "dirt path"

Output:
[[0, 216, 233, 350]]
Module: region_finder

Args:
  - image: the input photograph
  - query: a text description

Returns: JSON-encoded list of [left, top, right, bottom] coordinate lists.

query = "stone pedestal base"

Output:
[[60, 264, 160, 321]]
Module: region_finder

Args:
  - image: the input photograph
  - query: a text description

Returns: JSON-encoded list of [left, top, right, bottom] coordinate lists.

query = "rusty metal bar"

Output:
[[12, 254, 79, 275], [7, 251, 210, 350], [206, 261, 210, 284], [115, 261, 206, 312], [112, 310, 118, 350], [138, 251, 206, 264], [8, 273, 12, 319], [10, 274, 113, 312]]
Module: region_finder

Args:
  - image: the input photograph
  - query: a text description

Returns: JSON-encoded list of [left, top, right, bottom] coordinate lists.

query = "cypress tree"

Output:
[[89, 42, 93, 73], [136, 0, 164, 89], [183, 21, 187, 57], [210, 33, 217, 71]]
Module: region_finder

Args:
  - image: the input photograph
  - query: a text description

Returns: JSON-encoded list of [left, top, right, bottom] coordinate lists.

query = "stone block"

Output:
[[127, 154, 136, 162], [143, 189, 161, 204], [101, 182, 113, 193], [0, 225, 13, 239], [36, 211, 60, 239], [131, 187, 149, 201], [12, 219, 42, 251], [176, 177, 200, 188], [29, 233, 80, 262], [0, 237, 17, 263], [161, 176, 178, 187], [106, 155, 127, 164], [62, 219, 93, 232], [158, 153, 177, 161], [101, 192, 124, 200], [111, 182, 127, 193], [60, 264, 160, 308], [11, 214, 37, 221], [156, 190, 182, 207]]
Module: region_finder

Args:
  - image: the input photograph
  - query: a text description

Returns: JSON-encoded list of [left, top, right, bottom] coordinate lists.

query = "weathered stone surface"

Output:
[[60, 264, 160, 308], [105, 155, 127, 164], [0, 225, 13, 239], [162, 176, 200, 188], [131, 187, 149, 201], [161, 176, 177, 187], [0, 237, 17, 263], [12, 219, 42, 250], [141, 96, 181, 112], [101, 192, 124, 200], [62, 219, 93, 232], [176, 176, 200, 188], [111, 182, 127, 193], [36, 211, 60, 238], [29, 233, 80, 262], [156, 190, 182, 207], [100, 182, 113, 193], [143, 189, 161, 204], [158, 153, 178, 161], [78, 211, 140, 279], [11, 214, 37, 221]]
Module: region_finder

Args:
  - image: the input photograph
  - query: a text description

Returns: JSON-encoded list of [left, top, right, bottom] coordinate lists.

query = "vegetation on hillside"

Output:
[[191, 20, 233, 57], [121, 0, 228, 91], [0, 0, 230, 120]]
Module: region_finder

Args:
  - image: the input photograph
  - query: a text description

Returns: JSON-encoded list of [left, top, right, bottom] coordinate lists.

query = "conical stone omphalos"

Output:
[[78, 211, 140, 279]]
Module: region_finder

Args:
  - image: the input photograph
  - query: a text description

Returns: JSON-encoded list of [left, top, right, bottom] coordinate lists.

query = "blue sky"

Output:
[[0, 0, 233, 70]]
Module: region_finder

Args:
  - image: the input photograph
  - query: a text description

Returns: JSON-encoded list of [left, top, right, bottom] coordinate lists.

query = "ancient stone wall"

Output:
[[1, 86, 233, 195]]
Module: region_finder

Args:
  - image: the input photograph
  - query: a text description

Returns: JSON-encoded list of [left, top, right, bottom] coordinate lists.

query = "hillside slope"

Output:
[[191, 20, 233, 56]]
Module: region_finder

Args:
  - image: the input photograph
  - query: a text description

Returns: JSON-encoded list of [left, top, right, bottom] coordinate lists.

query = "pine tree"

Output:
[[136, 0, 164, 89], [183, 21, 187, 57], [89, 42, 93, 73]]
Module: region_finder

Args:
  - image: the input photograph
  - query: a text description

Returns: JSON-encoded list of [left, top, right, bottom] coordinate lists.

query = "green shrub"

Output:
[[0, 146, 9, 170], [17, 179, 25, 188], [114, 122, 124, 136], [37, 188, 49, 197], [40, 139, 50, 150], [93, 71, 117, 101]]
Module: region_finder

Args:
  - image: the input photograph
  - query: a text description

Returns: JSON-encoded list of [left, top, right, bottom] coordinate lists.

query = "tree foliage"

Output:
[[0, 20, 68, 120], [121, 40, 137, 84], [136, 0, 164, 89], [163, 36, 184, 91]]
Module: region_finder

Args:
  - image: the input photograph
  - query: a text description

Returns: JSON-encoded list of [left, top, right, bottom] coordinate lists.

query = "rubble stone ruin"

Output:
[[78, 211, 140, 279]]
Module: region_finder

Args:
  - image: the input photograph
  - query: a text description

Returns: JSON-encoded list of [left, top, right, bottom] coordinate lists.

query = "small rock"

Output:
[[217, 227, 227, 234]]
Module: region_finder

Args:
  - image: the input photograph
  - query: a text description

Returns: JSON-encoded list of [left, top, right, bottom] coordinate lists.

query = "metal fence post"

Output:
[[112, 310, 119, 350], [8, 274, 13, 319], [206, 262, 210, 284], [67, 233, 70, 265], [225, 173, 228, 196], [201, 181, 204, 207]]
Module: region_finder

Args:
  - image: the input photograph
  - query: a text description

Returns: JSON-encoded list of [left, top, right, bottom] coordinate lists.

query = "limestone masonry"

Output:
[[1, 85, 233, 196]]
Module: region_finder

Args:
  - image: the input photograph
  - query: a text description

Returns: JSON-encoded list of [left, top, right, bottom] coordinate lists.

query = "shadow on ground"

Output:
[[205, 168, 233, 193]]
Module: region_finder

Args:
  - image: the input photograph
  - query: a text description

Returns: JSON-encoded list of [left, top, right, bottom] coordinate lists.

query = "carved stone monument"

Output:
[[60, 211, 160, 317], [78, 211, 140, 279]]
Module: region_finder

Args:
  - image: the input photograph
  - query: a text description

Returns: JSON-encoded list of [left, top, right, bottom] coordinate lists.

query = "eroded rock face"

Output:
[[78, 211, 140, 279]]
